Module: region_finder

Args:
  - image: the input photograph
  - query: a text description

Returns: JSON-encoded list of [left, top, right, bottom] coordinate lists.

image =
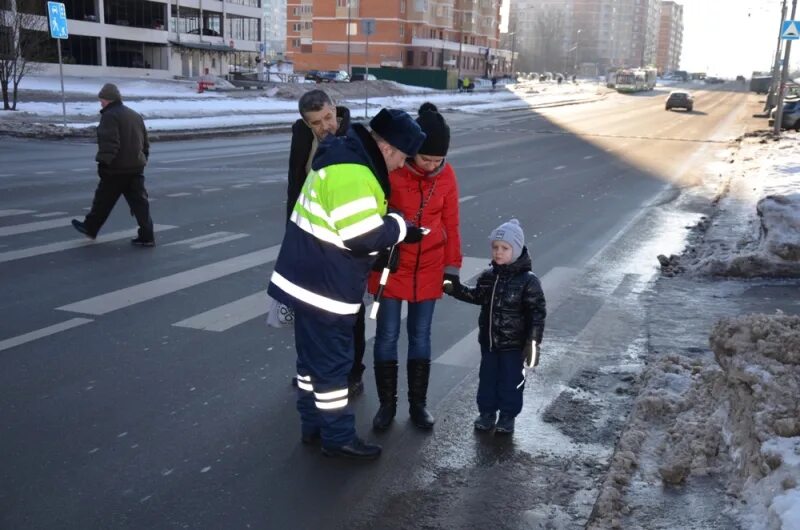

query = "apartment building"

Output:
[[1, 0, 263, 79], [510, 0, 671, 74], [263, 0, 286, 57], [655, 0, 682, 74], [285, 0, 510, 77]]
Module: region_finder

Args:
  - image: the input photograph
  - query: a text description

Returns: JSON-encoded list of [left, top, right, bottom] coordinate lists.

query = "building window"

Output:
[[225, 15, 260, 40], [227, 0, 261, 7], [400, 0, 405, 14], [292, 23, 301, 32], [399, 24, 404, 38], [107, 37, 167, 69], [291, 38, 301, 47], [406, 50, 413, 65], [106, 0, 168, 30]]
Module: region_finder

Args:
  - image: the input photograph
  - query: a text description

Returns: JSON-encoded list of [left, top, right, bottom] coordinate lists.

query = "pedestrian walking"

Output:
[[268, 108, 427, 460], [443, 219, 546, 434], [284, 89, 366, 397], [368, 103, 463, 431], [71, 83, 154, 247]]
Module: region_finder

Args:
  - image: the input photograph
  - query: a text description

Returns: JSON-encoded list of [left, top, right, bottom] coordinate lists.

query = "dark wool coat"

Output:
[[286, 105, 351, 220], [368, 160, 462, 302], [449, 248, 546, 352], [95, 100, 149, 175]]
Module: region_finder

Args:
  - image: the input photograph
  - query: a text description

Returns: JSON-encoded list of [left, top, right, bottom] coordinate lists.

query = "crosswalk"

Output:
[[0, 208, 499, 359]]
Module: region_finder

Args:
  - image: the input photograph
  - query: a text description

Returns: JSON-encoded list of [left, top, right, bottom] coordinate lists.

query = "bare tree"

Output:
[[0, 0, 50, 111]]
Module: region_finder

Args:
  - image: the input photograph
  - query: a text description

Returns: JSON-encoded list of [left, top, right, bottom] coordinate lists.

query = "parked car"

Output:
[[769, 97, 800, 130], [316, 70, 350, 83], [350, 73, 377, 81], [665, 90, 694, 111]]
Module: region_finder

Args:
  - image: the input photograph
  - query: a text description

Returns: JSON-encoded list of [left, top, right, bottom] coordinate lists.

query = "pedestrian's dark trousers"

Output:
[[84, 167, 153, 239], [294, 306, 357, 448], [349, 303, 366, 383], [477, 347, 525, 417]]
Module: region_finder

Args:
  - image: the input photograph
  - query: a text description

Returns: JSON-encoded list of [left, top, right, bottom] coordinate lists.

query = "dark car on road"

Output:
[[666, 90, 694, 112]]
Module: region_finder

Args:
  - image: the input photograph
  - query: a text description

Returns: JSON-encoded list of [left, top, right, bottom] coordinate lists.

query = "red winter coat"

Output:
[[368, 160, 462, 302]]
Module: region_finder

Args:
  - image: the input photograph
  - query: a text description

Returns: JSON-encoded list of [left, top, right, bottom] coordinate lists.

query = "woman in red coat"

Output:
[[368, 103, 462, 431]]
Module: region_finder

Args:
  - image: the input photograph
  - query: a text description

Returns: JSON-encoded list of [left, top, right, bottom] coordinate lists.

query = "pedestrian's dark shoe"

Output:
[[408, 359, 434, 429], [71, 219, 95, 240], [301, 430, 321, 445], [495, 413, 515, 434], [372, 403, 396, 431], [321, 437, 382, 460], [474, 412, 497, 432], [348, 378, 364, 397], [131, 237, 155, 247]]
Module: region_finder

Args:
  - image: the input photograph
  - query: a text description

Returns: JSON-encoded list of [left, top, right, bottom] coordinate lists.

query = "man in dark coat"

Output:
[[286, 90, 366, 397], [72, 83, 154, 246]]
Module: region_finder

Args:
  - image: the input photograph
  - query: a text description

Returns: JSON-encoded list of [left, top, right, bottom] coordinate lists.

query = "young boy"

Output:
[[443, 219, 546, 433]]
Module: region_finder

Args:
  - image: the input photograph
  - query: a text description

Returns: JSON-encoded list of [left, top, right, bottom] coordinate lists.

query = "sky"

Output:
[[501, 0, 798, 78]]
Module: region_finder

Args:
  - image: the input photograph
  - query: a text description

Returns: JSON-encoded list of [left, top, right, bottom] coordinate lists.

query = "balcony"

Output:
[[335, 1, 358, 19]]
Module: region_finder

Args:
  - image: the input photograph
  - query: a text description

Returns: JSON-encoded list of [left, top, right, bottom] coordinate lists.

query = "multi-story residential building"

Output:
[[263, 0, 286, 57], [510, 0, 670, 74], [655, 0, 682, 74], [285, 0, 510, 78], [1, 0, 263, 79]]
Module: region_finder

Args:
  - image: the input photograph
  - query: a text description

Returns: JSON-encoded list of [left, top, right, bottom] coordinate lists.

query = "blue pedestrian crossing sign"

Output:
[[781, 20, 800, 40], [47, 2, 69, 40]]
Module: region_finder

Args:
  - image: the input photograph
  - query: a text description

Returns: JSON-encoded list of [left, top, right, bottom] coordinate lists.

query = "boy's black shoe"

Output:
[[71, 219, 95, 240], [474, 412, 497, 431], [321, 437, 381, 460], [495, 413, 515, 434], [131, 237, 155, 247]]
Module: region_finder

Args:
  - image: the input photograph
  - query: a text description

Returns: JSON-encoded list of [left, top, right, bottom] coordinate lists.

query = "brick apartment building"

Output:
[[286, 0, 512, 78], [655, 0, 682, 74]]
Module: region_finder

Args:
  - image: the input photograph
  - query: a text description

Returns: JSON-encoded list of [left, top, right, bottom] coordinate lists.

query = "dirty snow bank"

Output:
[[660, 134, 800, 278], [711, 314, 800, 530]]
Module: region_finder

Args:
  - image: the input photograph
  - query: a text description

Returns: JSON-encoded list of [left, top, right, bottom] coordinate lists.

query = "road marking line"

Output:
[[191, 233, 248, 249], [0, 225, 177, 264], [0, 174, 13, 177], [554, 165, 566, 170], [165, 232, 231, 247], [33, 212, 68, 218], [57, 245, 281, 315], [34, 171, 55, 175], [166, 192, 192, 197], [0, 217, 74, 237], [0, 318, 93, 352], [201, 188, 222, 193], [0, 209, 36, 218], [434, 266, 579, 367], [459, 195, 476, 203], [513, 178, 529, 184], [583, 155, 594, 160], [173, 292, 267, 332], [232, 183, 252, 189]]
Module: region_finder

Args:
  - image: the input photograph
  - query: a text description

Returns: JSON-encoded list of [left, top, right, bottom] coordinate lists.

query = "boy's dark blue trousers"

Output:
[[477, 348, 525, 417]]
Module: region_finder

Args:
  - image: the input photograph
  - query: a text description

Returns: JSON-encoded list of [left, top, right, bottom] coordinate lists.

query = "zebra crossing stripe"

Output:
[[0, 318, 93, 353], [173, 292, 267, 332], [0, 217, 75, 237], [0, 209, 36, 218], [57, 245, 281, 316]]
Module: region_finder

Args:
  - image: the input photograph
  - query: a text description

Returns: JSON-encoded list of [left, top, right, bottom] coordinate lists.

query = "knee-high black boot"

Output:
[[372, 361, 398, 431], [408, 359, 435, 429]]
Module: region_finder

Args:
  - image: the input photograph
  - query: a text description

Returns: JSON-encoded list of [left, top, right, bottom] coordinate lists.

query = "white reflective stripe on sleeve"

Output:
[[338, 214, 384, 241], [314, 388, 349, 400], [298, 380, 314, 391], [316, 398, 349, 410], [330, 196, 379, 222], [291, 211, 347, 249], [271, 272, 361, 315], [297, 192, 336, 229], [387, 213, 407, 243]]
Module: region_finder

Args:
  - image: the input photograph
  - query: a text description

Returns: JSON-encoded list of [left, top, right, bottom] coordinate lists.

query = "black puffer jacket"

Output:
[[286, 105, 351, 220], [95, 100, 149, 175], [449, 247, 546, 352]]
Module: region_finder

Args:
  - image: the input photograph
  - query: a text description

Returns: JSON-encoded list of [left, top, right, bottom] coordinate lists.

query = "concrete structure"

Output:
[[655, 0, 682, 74], [285, 0, 513, 78], [509, 0, 668, 75], [0, 0, 263, 79], [263, 0, 286, 57]]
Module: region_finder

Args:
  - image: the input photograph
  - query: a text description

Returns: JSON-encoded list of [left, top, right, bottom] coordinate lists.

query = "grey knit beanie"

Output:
[[489, 218, 525, 262], [98, 83, 121, 101]]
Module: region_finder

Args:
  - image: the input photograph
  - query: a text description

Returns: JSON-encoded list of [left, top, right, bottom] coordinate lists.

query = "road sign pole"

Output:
[[57, 39, 66, 129], [775, 1, 799, 135], [365, 33, 369, 119]]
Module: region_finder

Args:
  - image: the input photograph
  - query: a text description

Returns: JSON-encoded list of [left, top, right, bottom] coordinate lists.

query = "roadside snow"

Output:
[[18, 75, 205, 97]]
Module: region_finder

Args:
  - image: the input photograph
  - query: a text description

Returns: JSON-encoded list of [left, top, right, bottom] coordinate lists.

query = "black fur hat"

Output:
[[416, 102, 450, 156]]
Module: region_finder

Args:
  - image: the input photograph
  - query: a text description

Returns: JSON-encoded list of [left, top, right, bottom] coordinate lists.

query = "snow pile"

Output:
[[710, 314, 800, 530], [668, 135, 800, 278]]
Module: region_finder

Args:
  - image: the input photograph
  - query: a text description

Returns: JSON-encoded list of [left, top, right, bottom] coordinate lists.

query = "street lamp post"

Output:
[[346, 1, 351, 75], [509, 31, 516, 76], [574, 28, 582, 74]]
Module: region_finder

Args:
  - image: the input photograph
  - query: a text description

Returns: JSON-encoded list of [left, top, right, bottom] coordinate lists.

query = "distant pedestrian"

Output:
[[443, 219, 546, 434], [491, 76, 498, 91], [72, 83, 154, 246], [285, 89, 366, 397]]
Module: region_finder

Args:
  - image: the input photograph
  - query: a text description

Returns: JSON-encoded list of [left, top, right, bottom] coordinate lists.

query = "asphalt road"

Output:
[[0, 84, 751, 529]]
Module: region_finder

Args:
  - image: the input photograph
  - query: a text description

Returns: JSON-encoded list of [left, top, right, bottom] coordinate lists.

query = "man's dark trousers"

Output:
[[84, 166, 153, 239], [294, 306, 356, 448]]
